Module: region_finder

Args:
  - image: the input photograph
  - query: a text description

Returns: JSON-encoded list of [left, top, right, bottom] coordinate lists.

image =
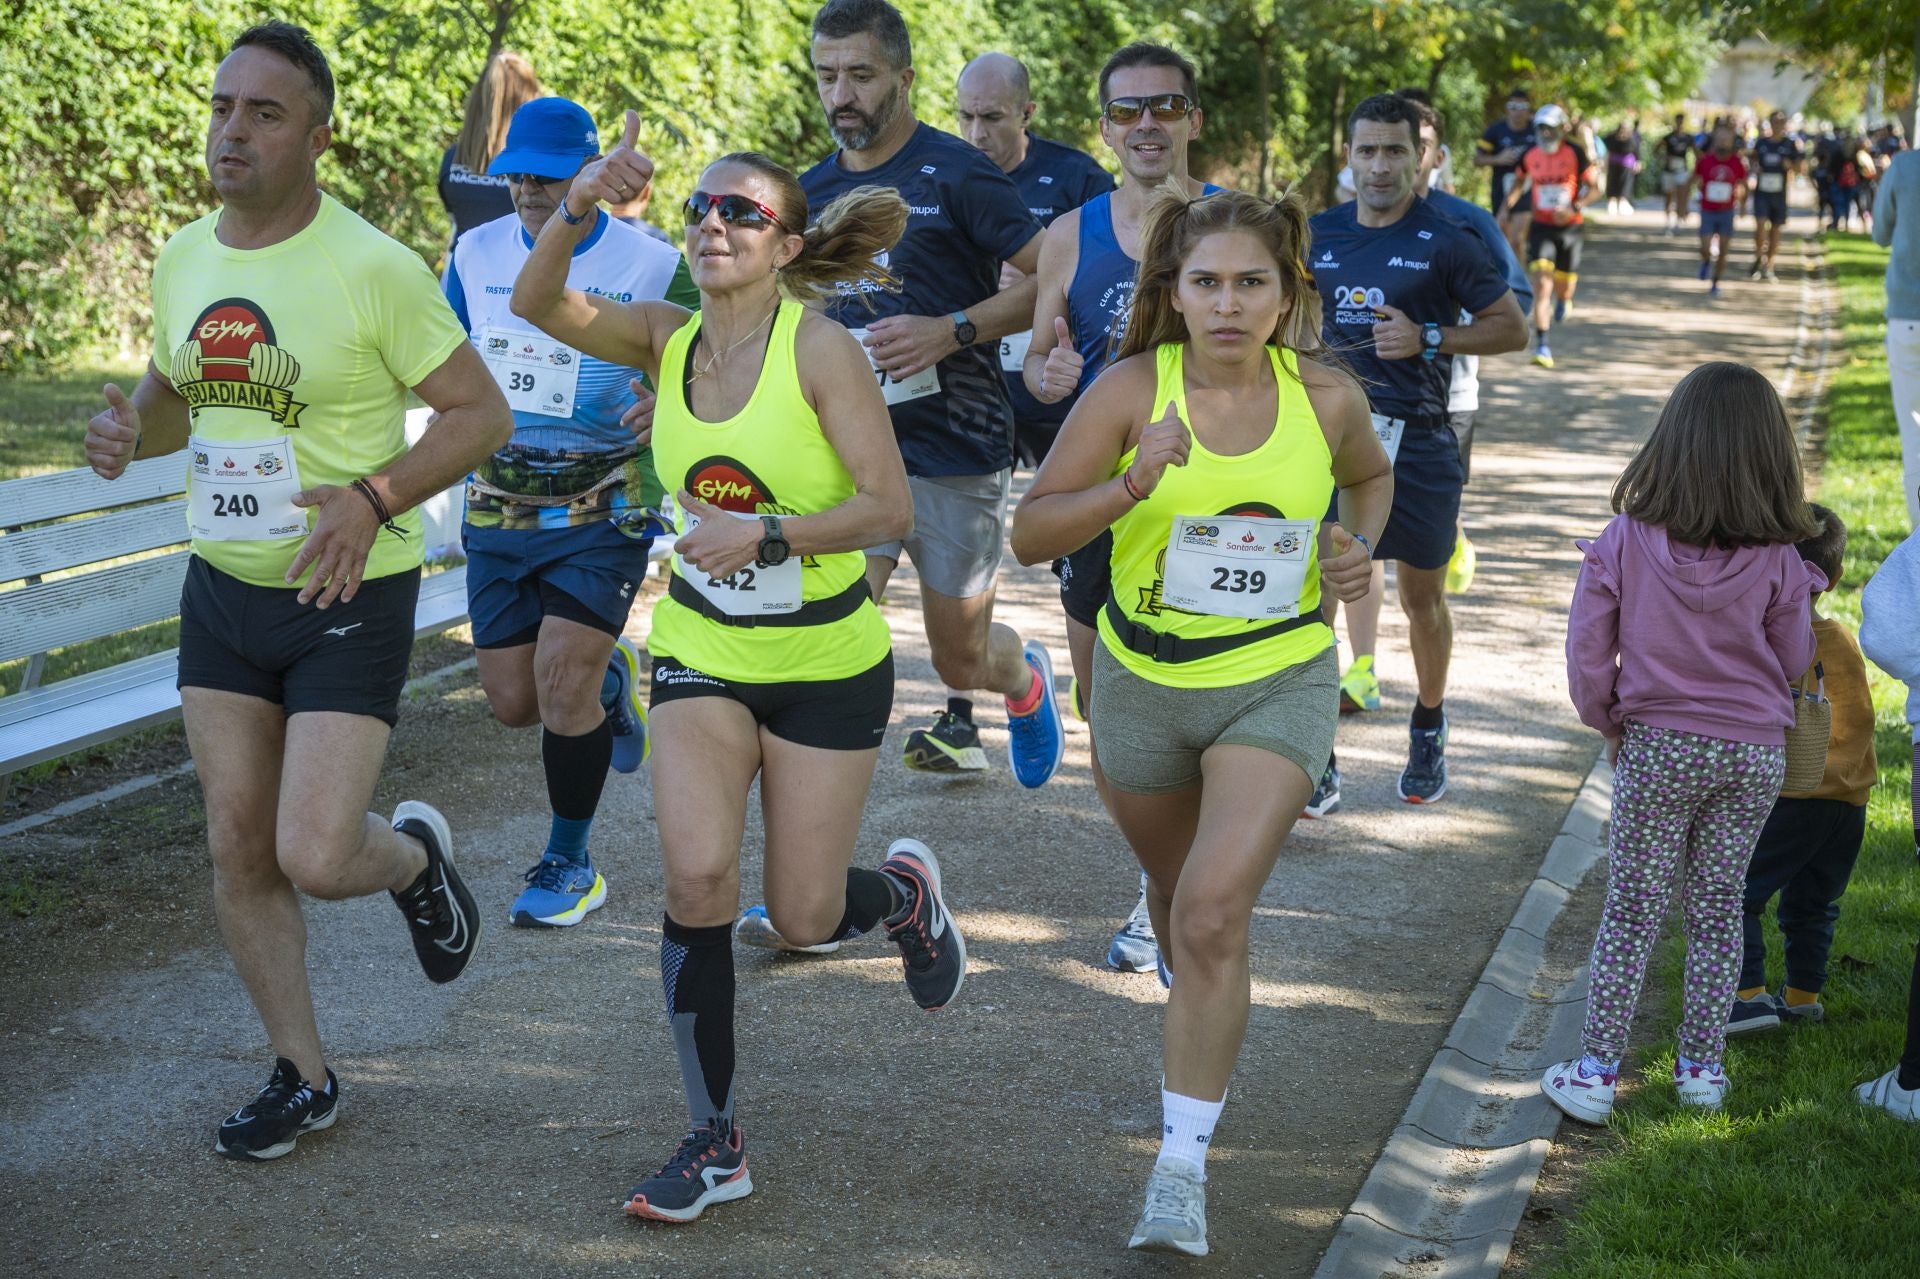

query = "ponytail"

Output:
[[705, 152, 907, 304]]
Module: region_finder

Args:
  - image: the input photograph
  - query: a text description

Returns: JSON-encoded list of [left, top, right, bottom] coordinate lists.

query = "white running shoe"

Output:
[[1127, 1157, 1208, 1257], [1856, 1069, 1920, 1122], [1540, 1055, 1617, 1125], [732, 905, 841, 955], [1673, 1056, 1729, 1110]]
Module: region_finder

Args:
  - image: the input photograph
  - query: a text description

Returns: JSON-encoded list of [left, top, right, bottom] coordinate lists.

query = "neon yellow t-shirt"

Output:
[[151, 194, 467, 587]]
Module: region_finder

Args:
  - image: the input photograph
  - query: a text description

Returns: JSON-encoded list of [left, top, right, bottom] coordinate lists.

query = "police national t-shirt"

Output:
[[801, 123, 1043, 476], [1307, 198, 1510, 421], [152, 194, 468, 587]]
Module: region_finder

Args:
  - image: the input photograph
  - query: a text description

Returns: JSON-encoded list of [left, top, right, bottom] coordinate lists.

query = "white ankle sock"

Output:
[[1159, 1088, 1225, 1175]]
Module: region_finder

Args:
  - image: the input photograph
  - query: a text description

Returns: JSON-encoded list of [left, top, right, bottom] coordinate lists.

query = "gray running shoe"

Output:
[[1127, 1157, 1209, 1257]]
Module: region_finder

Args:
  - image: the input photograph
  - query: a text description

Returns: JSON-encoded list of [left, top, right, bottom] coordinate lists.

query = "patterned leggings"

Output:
[[1582, 723, 1786, 1066]]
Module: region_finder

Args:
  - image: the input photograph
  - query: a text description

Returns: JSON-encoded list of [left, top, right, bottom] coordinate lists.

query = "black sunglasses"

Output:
[[1102, 94, 1195, 125], [505, 172, 571, 188], [683, 190, 788, 232]]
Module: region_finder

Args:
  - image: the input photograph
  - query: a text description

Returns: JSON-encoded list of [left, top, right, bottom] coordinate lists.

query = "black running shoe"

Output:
[[624, 1124, 753, 1223], [390, 800, 479, 984], [214, 1057, 338, 1161], [902, 711, 988, 773], [881, 839, 966, 1010], [1398, 716, 1449, 804]]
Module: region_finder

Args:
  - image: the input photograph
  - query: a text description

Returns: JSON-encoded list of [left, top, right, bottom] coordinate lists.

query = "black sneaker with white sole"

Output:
[[390, 800, 479, 984], [214, 1057, 338, 1161], [880, 839, 965, 1010], [624, 1123, 753, 1223]]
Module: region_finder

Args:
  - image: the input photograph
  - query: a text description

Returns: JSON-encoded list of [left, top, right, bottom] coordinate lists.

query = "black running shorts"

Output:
[[649, 652, 894, 751], [1053, 530, 1113, 630], [1526, 222, 1583, 274], [176, 555, 420, 726]]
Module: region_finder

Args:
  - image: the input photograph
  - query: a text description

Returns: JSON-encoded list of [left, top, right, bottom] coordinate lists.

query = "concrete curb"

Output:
[[1311, 756, 1611, 1278]]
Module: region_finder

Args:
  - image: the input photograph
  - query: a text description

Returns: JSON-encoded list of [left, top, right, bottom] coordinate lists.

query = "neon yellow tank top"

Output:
[[1097, 342, 1335, 688], [646, 300, 890, 682]]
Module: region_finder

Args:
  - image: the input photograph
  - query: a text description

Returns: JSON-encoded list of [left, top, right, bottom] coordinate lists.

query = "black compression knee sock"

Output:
[[829, 867, 902, 942], [542, 718, 612, 821], [661, 916, 736, 1133]]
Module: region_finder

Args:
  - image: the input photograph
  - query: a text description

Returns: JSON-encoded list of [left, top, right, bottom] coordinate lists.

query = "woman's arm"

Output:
[[1010, 356, 1168, 565], [1300, 361, 1394, 601]]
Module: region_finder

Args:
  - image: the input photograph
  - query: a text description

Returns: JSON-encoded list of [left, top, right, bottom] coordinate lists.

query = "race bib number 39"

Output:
[[1160, 514, 1315, 620], [850, 328, 940, 406], [479, 325, 581, 418], [188, 434, 307, 541], [675, 509, 803, 617]]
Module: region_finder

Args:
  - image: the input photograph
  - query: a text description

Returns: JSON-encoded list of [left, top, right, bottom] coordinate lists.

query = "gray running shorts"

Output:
[[867, 471, 1010, 599], [1090, 643, 1339, 794]]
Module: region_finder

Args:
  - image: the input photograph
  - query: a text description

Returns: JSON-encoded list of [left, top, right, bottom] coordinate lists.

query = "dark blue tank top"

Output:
[[1067, 186, 1223, 386]]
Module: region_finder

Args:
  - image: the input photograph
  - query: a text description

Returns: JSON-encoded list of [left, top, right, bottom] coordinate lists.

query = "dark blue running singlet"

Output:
[[1066, 185, 1223, 389]]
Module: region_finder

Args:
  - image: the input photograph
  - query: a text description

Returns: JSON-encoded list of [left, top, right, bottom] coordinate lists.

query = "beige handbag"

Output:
[[1782, 662, 1831, 796]]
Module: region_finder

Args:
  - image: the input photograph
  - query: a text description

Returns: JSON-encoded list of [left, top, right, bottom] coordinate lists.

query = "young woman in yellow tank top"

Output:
[[513, 132, 967, 1224], [1014, 187, 1395, 1256]]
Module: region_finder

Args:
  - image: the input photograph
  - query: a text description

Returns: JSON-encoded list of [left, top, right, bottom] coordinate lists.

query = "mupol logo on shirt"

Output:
[[908, 205, 942, 217], [1386, 255, 1430, 270]]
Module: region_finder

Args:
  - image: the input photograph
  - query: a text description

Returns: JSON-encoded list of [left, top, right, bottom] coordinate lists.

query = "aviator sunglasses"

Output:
[[1102, 93, 1196, 125], [683, 191, 788, 232]]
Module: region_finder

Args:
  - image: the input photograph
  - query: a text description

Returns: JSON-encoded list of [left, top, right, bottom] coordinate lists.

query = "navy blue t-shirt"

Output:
[[1002, 134, 1113, 427], [1307, 198, 1511, 421], [801, 123, 1044, 476], [1478, 120, 1536, 211], [438, 146, 516, 242], [1752, 136, 1801, 176]]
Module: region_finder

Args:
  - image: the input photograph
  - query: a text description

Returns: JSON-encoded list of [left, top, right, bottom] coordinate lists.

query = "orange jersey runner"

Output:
[[1520, 143, 1590, 225]]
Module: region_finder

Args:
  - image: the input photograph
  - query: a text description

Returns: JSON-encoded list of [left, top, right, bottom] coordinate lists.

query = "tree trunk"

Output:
[[1329, 73, 1347, 202]]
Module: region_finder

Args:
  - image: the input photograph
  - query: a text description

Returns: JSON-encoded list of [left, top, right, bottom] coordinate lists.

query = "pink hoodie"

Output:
[[1566, 515, 1823, 746]]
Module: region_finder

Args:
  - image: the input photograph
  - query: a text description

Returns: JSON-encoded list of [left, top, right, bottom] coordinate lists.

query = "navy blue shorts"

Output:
[[1372, 424, 1463, 571], [1699, 208, 1736, 241], [1752, 191, 1788, 225], [462, 520, 653, 649]]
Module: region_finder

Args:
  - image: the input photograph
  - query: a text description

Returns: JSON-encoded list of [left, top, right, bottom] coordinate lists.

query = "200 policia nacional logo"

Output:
[[171, 298, 307, 427]]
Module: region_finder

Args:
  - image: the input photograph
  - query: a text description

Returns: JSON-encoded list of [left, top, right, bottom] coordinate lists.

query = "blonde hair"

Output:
[[1112, 184, 1332, 369], [707, 152, 907, 304], [454, 51, 540, 174]]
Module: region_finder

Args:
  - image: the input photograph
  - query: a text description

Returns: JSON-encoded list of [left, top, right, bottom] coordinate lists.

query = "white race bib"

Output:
[[188, 435, 307, 541], [1370, 413, 1406, 465], [479, 325, 580, 418], [1705, 180, 1734, 204], [1160, 514, 1315, 621], [1666, 156, 1689, 174], [674, 508, 802, 617], [850, 327, 940, 406], [1534, 184, 1570, 210], [1000, 329, 1033, 374], [1757, 172, 1785, 193]]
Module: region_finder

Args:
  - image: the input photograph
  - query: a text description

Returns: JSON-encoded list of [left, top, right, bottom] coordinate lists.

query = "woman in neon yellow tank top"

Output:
[[512, 134, 967, 1225], [1014, 188, 1395, 1256]]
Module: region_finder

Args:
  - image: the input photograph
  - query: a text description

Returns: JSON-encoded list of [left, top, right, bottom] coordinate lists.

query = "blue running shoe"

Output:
[[1398, 715, 1449, 804], [1106, 871, 1158, 972], [1303, 763, 1341, 818], [625, 1124, 752, 1223], [606, 637, 649, 773], [733, 904, 842, 954], [511, 853, 606, 928], [1007, 641, 1064, 788], [1156, 951, 1173, 990], [1725, 991, 1782, 1036], [1696, 260, 1711, 281]]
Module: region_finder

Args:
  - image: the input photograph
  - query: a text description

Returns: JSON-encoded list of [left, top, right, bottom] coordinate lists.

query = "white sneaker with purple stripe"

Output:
[[1541, 1055, 1618, 1125], [1673, 1055, 1729, 1110]]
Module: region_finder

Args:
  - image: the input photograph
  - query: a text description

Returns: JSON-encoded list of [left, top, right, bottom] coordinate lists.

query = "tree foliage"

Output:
[[1, 0, 1730, 370]]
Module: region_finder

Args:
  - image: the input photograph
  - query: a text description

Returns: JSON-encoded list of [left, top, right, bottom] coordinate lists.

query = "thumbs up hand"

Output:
[[1318, 522, 1375, 602], [563, 108, 656, 220], [85, 382, 142, 480], [1124, 401, 1190, 499], [1036, 315, 1085, 403]]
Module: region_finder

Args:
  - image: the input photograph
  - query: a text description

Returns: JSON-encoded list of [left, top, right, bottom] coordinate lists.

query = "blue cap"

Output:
[[488, 98, 600, 178]]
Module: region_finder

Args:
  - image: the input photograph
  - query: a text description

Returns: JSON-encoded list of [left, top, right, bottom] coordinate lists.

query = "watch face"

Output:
[[955, 318, 977, 346]]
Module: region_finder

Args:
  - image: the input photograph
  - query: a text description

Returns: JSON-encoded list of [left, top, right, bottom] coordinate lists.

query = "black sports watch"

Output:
[[950, 311, 977, 348], [755, 515, 790, 568]]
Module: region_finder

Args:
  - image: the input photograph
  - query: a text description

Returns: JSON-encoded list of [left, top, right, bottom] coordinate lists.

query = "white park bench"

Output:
[[0, 410, 470, 789]]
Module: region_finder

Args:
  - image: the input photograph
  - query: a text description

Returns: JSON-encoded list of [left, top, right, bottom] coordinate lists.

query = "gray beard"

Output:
[[830, 87, 902, 153]]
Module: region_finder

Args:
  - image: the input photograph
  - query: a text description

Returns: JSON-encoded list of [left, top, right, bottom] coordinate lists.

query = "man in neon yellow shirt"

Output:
[[80, 21, 510, 1162]]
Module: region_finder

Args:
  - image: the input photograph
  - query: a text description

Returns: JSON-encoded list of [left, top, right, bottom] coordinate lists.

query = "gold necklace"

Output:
[[690, 307, 778, 382]]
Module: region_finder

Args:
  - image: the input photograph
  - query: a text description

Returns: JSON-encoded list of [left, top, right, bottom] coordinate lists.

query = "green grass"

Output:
[[0, 363, 143, 481], [1541, 235, 1920, 1277]]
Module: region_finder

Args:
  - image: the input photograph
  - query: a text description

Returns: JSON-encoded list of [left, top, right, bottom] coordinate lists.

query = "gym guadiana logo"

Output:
[[171, 298, 308, 427], [682, 455, 816, 565]]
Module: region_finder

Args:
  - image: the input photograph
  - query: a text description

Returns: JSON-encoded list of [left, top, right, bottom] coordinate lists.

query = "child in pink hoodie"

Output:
[[1543, 362, 1824, 1125]]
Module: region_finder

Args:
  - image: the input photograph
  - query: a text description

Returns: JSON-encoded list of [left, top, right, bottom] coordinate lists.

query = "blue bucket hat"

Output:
[[489, 98, 601, 178]]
